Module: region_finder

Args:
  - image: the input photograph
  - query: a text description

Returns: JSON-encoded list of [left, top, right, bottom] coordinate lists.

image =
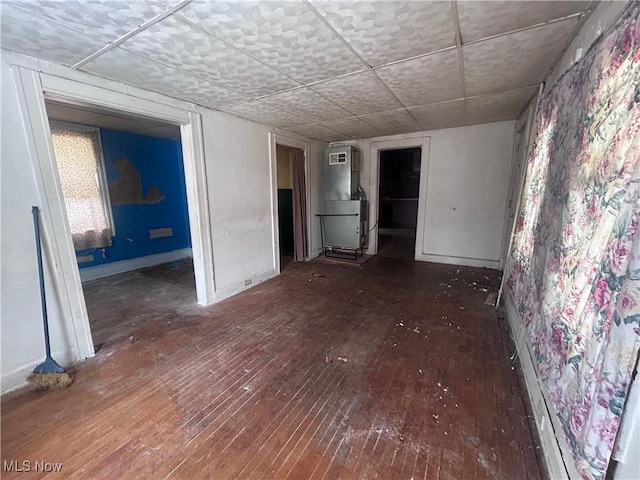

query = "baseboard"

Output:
[[309, 248, 322, 260], [214, 268, 277, 303], [1, 346, 77, 394], [79, 248, 192, 282], [504, 292, 580, 480], [417, 253, 500, 269]]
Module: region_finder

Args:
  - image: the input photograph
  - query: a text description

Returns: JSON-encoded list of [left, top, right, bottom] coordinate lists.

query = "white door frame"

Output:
[[368, 135, 431, 260], [499, 126, 524, 270], [13, 66, 216, 363], [268, 132, 310, 274]]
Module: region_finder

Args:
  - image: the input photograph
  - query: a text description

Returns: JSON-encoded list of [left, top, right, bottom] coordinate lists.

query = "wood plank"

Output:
[[1, 258, 544, 479]]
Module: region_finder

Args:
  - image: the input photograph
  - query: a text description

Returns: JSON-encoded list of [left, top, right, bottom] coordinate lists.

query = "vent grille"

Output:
[[329, 152, 347, 165]]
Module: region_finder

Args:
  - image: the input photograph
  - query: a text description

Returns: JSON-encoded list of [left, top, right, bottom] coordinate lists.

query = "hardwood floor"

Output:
[[1, 257, 545, 479]]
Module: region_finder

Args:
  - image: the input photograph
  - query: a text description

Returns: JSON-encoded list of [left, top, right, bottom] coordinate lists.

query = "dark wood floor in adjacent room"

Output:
[[1, 257, 545, 479]]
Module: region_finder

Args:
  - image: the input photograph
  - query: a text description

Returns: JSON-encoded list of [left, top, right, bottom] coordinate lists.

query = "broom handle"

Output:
[[32, 206, 52, 359]]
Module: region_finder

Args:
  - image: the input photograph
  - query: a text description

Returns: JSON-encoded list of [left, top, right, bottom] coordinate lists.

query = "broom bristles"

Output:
[[26, 372, 73, 391]]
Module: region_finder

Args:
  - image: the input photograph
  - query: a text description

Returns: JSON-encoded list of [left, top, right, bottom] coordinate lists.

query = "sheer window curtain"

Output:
[[290, 148, 308, 262], [50, 127, 113, 251]]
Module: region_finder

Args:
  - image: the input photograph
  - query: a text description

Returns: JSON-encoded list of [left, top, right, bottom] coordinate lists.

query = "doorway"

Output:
[[45, 101, 196, 348], [14, 66, 214, 365], [275, 143, 307, 271], [377, 147, 421, 260]]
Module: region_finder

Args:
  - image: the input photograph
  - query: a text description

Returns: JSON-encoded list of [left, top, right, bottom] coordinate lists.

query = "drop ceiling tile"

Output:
[[119, 16, 297, 98], [458, 1, 589, 43], [464, 18, 578, 96], [320, 117, 381, 139], [4, 0, 167, 43], [359, 109, 421, 137], [408, 100, 467, 131], [220, 101, 308, 128], [0, 4, 107, 66], [178, 1, 362, 84], [376, 49, 463, 107], [310, 71, 402, 115], [261, 88, 352, 122], [80, 47, 245, 108], [311, 1, 455, 66], [467, 87, 537, 124], [283, 123, 349, 142]]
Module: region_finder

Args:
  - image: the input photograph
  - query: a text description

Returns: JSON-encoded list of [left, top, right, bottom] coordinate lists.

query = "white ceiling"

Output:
[[45, 101, 182, 139], [1, 1, 593, 142]]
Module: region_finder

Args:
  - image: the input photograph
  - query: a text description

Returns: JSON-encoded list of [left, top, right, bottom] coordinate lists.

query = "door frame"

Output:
[[268, 132, 310, 274], [499, 127, 525, 269], [368, 135, 431, 260], [13, 65, 216, 363]]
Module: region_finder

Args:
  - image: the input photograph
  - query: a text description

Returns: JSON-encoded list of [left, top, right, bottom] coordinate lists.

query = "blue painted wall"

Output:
[[76, 129, 191, 268]]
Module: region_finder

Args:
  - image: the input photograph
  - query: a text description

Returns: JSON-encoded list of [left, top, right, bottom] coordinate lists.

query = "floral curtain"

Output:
[[51, 127, 113, 251], [506, 3, 640, 479]]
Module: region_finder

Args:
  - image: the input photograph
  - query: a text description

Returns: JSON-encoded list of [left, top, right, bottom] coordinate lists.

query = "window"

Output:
[[50, 124, 114, 251]]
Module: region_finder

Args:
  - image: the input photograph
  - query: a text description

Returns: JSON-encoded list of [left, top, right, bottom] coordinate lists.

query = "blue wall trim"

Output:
[[76, 129, 191, 268]]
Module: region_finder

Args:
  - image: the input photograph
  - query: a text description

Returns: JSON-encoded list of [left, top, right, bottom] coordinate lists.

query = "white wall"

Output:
[[0, 52, 323, 392], [201, 111, 276, 301], [0, 56, 79, 390], [344, 121, 515, 268]]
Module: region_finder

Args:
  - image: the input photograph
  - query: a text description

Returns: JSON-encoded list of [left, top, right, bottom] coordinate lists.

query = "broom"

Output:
[[26, 206, 73, 391]]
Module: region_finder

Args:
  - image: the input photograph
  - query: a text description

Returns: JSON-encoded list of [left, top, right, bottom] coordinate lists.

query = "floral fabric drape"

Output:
[[506, 4, 640, 479]]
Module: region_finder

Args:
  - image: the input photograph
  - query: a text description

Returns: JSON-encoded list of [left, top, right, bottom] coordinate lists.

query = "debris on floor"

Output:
[[325, 355, 333, 363]]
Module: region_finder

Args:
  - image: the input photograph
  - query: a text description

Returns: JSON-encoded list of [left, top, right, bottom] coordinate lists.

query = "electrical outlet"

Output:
[[245, 279, 252, 286]]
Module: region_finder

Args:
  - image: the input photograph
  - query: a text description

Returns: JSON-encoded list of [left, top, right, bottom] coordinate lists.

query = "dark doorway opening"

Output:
[[378, 147, 421, 260], [276, 144, 307, 271]]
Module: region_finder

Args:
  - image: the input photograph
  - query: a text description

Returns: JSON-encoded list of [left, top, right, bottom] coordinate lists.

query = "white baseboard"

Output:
[[504, 292, 580, 480], [417, 253, 500, 269], [309, 247, 322, 260], [79, 248, 192, 282], [1, 346, 77, 394], [214, 268, 277, 303]]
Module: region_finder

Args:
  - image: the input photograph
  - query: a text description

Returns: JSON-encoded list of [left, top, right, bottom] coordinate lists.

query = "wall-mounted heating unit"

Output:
[[318, 146, 367, 259]]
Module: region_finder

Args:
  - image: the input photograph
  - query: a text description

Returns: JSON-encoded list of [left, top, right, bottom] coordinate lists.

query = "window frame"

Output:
[[49, 120, 116, 239]]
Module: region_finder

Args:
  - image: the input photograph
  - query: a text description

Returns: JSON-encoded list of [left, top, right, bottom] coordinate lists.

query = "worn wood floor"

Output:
[[1, 257, 544, 479]]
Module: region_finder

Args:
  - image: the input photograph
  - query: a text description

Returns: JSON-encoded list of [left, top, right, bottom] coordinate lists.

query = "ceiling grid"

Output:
[[0, 0, 593, 141]]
